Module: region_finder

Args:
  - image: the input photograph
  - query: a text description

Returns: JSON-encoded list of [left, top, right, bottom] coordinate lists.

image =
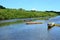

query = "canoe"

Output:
[[48, 22, 60, 27], [26, 22, 42, 24], [47, 22, 55, 27]]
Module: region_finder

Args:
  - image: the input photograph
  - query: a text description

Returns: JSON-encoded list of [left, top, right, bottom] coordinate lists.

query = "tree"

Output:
[[0, 5, 6, 9]]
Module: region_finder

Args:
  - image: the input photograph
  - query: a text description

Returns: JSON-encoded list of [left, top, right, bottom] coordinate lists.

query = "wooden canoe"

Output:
[[26, 22, 43, 24]]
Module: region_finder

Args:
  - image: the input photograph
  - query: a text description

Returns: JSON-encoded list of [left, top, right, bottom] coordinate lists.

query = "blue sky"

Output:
[[0, 0, 60, 11]]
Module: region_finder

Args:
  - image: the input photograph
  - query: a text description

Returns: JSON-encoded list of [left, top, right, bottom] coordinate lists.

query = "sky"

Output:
[[0, 0, 60, 11]]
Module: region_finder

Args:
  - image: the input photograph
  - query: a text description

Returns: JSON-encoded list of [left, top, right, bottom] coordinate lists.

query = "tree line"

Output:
[[0, 5, 59, 20]]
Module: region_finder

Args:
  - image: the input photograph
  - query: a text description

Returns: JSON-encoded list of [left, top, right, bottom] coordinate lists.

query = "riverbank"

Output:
[[0, 9, 58, 20]]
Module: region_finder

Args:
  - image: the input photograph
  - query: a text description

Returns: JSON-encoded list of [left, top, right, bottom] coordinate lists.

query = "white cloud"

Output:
[[31, 8, 37, 10]]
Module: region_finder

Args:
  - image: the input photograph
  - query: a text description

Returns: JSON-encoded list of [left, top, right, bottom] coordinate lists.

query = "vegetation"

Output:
[[0, 5, 59, 20], [0, 20, 24, 27], [0, 5, 6, 9]]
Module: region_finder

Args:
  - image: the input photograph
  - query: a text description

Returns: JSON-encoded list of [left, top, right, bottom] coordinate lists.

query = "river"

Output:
[[0, 16, 60, 40]]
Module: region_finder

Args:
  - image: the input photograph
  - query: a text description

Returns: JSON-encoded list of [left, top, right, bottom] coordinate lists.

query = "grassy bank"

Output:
[[0, 9, 58, 20], [0, 5, 59, 20]]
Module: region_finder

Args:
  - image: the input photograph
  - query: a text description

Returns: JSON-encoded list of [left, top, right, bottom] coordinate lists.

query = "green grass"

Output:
[[0, 9, 58, 20]]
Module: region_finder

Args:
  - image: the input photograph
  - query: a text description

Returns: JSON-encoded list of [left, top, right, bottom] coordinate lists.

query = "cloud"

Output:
[[31, 8, 37, 10]]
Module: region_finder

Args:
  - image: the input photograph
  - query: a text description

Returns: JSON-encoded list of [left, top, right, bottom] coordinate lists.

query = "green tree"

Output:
[[0, 5, 6, 9]]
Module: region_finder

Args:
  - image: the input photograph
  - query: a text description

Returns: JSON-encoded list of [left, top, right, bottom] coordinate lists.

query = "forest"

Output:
[[0, 5, 59, 20]]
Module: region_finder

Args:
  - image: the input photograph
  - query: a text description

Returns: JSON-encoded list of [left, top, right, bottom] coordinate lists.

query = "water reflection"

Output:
[[48, 16, 60, 23], [48, 26, 60, 40], [0, 16, 60, 40], [0, 20, 49, 40], [48, 26, 54, 30], [48, 16, 60, 30], [48, 16, 60, 40], [0, 20, 24, 27], [48, 25, 60, 30]]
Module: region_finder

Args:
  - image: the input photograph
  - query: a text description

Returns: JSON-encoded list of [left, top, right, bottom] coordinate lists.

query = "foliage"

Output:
[[0, 5, 59, 20], [0, 5, 6, 9]]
